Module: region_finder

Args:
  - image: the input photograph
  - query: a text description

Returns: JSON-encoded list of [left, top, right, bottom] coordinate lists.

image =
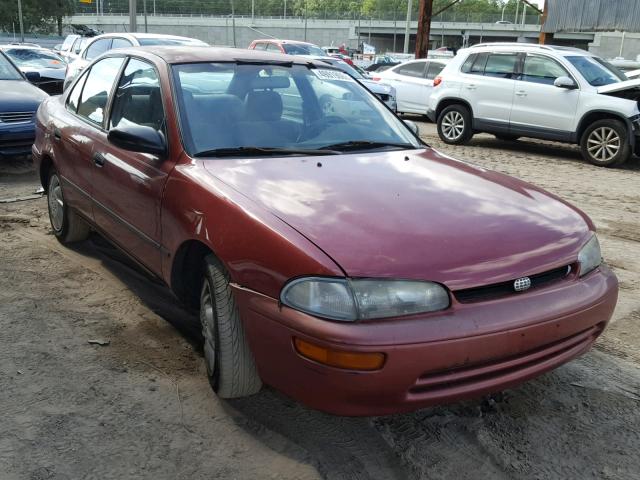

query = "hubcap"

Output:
[[48, 175, 64, 232], [200, 281, 216, 377], [441, 111, 465, 140], [587, 127, 620, 162]]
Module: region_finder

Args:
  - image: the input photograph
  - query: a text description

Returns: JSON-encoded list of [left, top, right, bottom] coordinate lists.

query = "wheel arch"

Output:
[[170, 239, 217, 310], [435, 98, 474, 121], [576, 110, 634, 145], [39, 153, 55, 192]]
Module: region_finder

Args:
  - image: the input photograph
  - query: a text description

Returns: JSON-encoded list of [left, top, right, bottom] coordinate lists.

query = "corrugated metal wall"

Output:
[[544, 0, 640, 32]]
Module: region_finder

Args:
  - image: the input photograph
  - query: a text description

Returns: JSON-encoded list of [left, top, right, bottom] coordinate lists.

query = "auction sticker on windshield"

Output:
[[311, 69, 355, 82]]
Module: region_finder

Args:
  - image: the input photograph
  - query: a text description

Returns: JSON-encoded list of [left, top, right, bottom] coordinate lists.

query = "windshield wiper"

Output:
[[193, 146, 339, 158], [318, 140, 417, 152]]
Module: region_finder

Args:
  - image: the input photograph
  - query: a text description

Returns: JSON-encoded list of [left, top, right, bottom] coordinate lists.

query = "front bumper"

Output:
[[234, 265, 618, 416], [0, 121, 36, 157]]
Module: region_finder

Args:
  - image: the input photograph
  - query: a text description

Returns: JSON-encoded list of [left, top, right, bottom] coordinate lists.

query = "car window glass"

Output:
[[469, 52, 489, 75], [77, 56, 124, 126], [112, 38, 133, 49], [460, 54, 476, 73], [266, 43, 281, 52], [5, 48, 65, 69], [484, 53, 518, 79], [426, 62, 445, 80], [395, 61, 426, 78], [66, 71, 88, 113], [253, 42, 266, 50], [521, 55, 569, 85], [62, 35, 78, 51], [0, 52, 22, 80], [110, 58, 164, 133], [85, 38, 112, 60], [565, 55, 626, 86]]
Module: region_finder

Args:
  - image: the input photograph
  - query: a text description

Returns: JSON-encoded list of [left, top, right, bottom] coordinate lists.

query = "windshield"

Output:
[[138, 37, 207, 47], [283, 43, 327, 56], [172, 62, 420, 157], [566, 55, 627, 86], [4, 48, 65, 69], [0, 53, 23, 80]]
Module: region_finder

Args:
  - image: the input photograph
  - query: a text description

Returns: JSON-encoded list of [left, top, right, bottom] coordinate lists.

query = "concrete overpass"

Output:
[[67, 14, 595, 52]]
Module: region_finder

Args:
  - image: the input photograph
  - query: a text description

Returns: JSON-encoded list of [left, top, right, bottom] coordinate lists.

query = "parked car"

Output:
[[0, 45, 66, 94], [428, 43, 640, 167], [364, 55, 402, 73], [33, 46, 617, 416], [248, 39, 327, 56], [0, 50, 48, 157], [310, 56, 397, 111], [58, 34, 90, 63], [372, 58, 448, 115], [64, 33, 208, 90]]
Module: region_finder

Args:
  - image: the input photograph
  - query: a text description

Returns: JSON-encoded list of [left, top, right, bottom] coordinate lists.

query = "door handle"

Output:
[[53, 128, 61, 140], [515, 90, 527, 97], [93, 152, 106, 167]]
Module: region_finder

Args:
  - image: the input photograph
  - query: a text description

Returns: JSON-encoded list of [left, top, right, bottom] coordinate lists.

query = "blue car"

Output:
[[0, 50, 48, 158]]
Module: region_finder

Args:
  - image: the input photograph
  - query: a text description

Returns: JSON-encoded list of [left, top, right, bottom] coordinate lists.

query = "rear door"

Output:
[[459, 51, 518, 132], [385, 60, 428, 113], [509, 53, 580, 139], [91, 57, 172, 275]]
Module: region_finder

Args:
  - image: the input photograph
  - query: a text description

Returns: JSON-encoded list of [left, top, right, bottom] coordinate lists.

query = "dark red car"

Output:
[[32, 47, 618, 416]]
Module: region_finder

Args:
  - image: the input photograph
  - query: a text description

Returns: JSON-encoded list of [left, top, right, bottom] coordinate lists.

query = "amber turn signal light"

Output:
[[294, 338, 385, 371]]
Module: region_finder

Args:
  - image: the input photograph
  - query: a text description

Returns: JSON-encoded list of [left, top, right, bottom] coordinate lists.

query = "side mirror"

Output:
[[554, 76, 578, 90], [108, 125, 166, 158], [25, 71, 40, 82], [404, 119, 420, 136]]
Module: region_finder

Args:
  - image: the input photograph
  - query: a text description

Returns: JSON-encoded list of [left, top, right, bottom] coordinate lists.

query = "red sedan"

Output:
[[32, 47, 618, 416]]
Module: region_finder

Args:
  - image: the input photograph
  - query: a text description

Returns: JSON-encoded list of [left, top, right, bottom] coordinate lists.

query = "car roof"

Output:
[[254, 39, 317, 46], [467, 43, 592, 57], [90, 32, 201, 41], [108, 46, 336, 66], [0, 44, 49, 50]]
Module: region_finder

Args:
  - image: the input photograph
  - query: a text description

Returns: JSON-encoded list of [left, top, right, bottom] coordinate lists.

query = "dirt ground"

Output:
[[1, 123, 639, 480]]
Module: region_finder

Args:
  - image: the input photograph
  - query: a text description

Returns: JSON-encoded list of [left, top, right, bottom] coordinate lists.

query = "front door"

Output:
[[387, 61, 429, 113], [509, 53, 580, 138], [91, 57, 171, 275]]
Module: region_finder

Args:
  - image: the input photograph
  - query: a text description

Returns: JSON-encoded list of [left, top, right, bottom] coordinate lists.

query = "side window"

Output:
[[66, 71, 88, 113], [521, 55, 570, 85], [266, 43, 281, 52], [253, 42, 266, 50], [460, 54, 476, 73], [112, 38, 133, 49], [469, 52, 489, 75], [110, 58, 164, 132], [77, 56, 125, 126], [484, 53, 519, 79], [426, 62, 445, 80], [85, 38, 112, 60], [395, 61, 426, 78]]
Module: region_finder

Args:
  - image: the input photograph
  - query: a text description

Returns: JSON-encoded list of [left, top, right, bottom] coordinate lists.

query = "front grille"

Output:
[[454, 265, 571, 304], [409, 324, 602, 396], [0, 111, 35, 123]]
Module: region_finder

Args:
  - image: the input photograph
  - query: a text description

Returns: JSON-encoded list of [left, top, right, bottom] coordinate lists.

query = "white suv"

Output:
[[428, 43, 640, 167]]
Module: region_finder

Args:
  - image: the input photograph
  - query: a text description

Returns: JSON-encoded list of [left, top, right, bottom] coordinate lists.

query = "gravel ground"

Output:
[[1, 124, 639, 480]]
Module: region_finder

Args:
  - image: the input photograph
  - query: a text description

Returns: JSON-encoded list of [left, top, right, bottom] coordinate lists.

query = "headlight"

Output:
[[281, 277, 450, 322], [578, 234, 602, 277]]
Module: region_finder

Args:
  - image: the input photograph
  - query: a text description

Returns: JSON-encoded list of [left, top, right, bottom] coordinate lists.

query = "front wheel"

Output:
[[47, 169, 90, 244], [200, 254, 262, 398], [580, 119, 631, 167], [437, 105, 474, 145]]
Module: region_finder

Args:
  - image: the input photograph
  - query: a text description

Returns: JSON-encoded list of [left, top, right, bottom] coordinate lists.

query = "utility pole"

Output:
[[144, 0, 148, 32], [17, 0, 24, 43], [415, 0, 433, 59], [230, 0, 236, 47], [129, 0, 137, 32], [284, 0, 286, 19], [403, 0, 413, 53], [538, 0, 551, 44]]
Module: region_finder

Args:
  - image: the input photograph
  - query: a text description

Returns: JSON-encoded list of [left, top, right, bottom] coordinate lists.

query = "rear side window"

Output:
[[253, 42, 267, 50], [85, 38, 112, 60], [426, 62, 445, 80], [66, 72, 88, 113], [267, 43, 281, 52], [484, 53, 518, 79], [521, 55, 570, 85], [111, 38, 133, 49], [77, 56, 125, 126], [460, 54, 476, 73], [395, 61, 426, 78], [461, 53, 488, 75]]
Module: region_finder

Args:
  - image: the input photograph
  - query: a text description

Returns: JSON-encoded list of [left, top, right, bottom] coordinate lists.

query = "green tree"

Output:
[[0, 0, 75, 36]]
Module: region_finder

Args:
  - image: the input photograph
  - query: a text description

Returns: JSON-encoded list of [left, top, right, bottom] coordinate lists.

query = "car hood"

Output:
[[0, 80, 48, 111], [597, 78, 640, 94], [203, 149, 592, 290], [360, 79, 393, 95]]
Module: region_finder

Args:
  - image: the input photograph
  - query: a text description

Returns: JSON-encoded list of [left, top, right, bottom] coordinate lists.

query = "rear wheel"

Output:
[[47, 170, 90, 244], [580, 119, 631, 167], [437, 105, 473, 145], [200, 254, 262, 398]]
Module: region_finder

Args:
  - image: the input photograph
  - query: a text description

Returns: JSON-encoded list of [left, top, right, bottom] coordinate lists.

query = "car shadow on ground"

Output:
[[68, 233, 411, 480]]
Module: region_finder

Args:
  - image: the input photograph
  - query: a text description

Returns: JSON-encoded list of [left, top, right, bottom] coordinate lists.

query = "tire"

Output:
[[200, 254, 262, 398], [580, 119, 631, 167], [494, 134, 520, 142], [437, 104, 474, 145], [47, 169, 90, 244]]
